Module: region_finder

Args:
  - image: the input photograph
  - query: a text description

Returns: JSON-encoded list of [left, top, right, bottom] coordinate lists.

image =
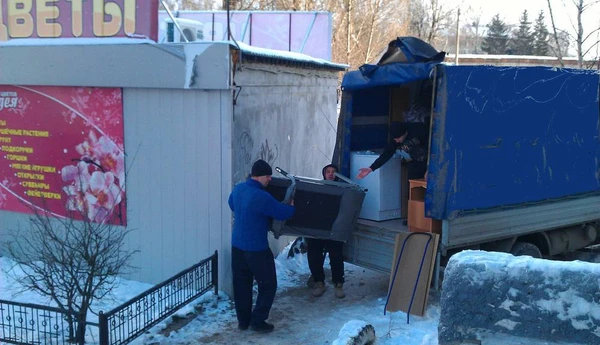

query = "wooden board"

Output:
[[385, 232, 439, 316]]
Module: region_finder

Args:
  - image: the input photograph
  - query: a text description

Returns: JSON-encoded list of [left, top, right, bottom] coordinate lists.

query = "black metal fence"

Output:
[[0, 299, 81, 345], [98, 250, 219, 345], [0, 250, 219, 345]]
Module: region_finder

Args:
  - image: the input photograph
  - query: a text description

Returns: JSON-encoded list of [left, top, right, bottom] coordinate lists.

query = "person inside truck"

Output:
[[305, 164, 347, 299], [356, 105, 429, 181]]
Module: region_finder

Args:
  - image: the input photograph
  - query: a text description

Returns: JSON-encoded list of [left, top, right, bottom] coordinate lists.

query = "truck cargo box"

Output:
[[334, 39, 600, 272], [337, 63, 600, 220]]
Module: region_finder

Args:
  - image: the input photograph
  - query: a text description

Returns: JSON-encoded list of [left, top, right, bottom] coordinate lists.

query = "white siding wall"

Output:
[[123, 88, 232, 292], [0, 54, 340, 299]]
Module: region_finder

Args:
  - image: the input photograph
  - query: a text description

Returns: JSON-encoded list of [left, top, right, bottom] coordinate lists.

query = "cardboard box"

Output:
[[408, 179, 441, 234]]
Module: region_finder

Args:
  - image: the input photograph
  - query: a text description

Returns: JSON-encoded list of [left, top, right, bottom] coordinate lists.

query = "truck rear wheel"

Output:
[[510, 242, 542, 258]]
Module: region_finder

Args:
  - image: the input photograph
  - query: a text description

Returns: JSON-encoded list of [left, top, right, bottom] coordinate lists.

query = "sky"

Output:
[[2, 244, 599, 345], [444, 0, 600, 56], [449, 0, 599, 29]]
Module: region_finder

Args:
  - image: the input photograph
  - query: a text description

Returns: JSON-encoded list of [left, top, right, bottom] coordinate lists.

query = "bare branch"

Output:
[[547, 0, 565, 67], [582, 39, 600, 56], [582, 26, 600, 43], [3, 167, 136, 342], [365, 0, 383, 63]]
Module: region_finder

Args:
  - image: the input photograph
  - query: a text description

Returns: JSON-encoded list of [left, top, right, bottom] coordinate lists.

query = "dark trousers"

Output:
[[306, 238, 345, 285], [231, 247, 277, 327]]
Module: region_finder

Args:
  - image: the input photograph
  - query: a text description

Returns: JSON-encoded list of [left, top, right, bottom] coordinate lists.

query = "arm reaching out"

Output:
[[356, 167, 372, 179]]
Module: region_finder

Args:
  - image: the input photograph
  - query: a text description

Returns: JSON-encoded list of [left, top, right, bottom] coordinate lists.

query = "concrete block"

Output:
[[438, 250, 600, 345]]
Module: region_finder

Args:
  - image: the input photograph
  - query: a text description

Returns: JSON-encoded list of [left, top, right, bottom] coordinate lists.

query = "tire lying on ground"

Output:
[[332, 320, 376, 345]]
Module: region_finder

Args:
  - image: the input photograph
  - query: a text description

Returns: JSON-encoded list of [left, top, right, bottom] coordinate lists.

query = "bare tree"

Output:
[[434, 6, 482, 55], [179, 0, 217, 9], [465, 13, 483, 54], [569, 0, 600, 68], [4, 165, 136, 343], [346, 0, 353, 64], [408, 0, 454, 48], [546, 0, 565, 66], [547, 29, 571, 58], [365, 0, 385, 63], [547, 0, 600, 68]]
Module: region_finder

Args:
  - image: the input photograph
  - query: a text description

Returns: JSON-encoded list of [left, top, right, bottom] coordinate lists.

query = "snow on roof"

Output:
[[0, 36, 346, 70], [231, 41, 348, 71], [163, 17, 205, 26]]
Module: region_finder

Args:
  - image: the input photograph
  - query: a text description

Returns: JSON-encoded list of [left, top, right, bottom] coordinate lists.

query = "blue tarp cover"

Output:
[[341, 62, 441, 91], [426, 65, 600, 220]]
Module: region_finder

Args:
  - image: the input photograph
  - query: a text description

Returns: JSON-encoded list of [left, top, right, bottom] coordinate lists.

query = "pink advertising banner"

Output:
[[0, 0, 159, 42], [0, 86, 126, 226]]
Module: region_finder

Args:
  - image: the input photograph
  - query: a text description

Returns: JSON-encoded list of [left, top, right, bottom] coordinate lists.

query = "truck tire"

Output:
[[510, 242, 542, 258]]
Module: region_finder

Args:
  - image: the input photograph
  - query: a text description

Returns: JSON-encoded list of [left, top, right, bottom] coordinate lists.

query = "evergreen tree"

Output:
[[510, 10, 534, 55], [532, 10, 550, 56], [481, 14, 510, 55]]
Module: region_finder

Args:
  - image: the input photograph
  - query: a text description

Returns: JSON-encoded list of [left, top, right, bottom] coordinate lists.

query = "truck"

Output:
[[328, 37, 600, 277]]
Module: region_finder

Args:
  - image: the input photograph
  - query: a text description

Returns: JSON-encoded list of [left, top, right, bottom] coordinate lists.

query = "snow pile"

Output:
[[439, 250, 600, 345]]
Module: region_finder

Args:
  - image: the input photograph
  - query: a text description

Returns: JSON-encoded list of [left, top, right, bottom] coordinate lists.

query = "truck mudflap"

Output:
[[266, 174, 366, 242]]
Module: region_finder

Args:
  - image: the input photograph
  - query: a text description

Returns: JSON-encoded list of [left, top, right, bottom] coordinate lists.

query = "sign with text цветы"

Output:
[[0, 0, 158, 42], [0, 86, 127, 226]]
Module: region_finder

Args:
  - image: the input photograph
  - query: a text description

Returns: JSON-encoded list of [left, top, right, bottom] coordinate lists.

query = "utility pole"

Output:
[[455, 8, 460, 65]]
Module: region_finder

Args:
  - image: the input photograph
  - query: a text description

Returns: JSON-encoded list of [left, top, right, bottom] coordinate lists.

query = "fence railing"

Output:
[[0, 299, 82, 345], [98, 250, 219, 345], [1, 250, 219, 345]]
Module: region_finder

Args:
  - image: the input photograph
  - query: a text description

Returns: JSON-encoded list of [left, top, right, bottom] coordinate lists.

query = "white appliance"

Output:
[[350, 151, 402, 221]]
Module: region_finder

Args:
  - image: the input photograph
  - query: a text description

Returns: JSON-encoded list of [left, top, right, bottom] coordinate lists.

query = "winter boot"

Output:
[[312, 281, 326, 297], [334, 283, 346, 299], [250, 321, 275, 333], [306, 275, 316, 288]]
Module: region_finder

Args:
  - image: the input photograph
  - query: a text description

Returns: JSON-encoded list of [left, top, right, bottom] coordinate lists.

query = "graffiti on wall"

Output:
[[235, 131, 281, 180], [238, 132, 254, 165], [257, 139, 278, 167]]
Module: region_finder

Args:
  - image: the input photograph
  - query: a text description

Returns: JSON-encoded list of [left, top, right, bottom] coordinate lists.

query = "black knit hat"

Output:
[[251, 159, 272, 177], [390, 122, 407, 139]]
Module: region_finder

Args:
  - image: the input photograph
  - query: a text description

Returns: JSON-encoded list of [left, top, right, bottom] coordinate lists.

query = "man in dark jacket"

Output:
[[305, 164, 346, 299], [228, 159, 295, 333], [356, 106, 430, 180]]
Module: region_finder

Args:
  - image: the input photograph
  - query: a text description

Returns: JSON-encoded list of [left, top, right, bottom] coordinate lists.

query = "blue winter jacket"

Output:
[[228, 178, 295, 251]]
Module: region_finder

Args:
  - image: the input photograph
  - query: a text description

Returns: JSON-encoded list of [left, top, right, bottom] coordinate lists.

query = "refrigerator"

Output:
[[350, 151, 402, 221]]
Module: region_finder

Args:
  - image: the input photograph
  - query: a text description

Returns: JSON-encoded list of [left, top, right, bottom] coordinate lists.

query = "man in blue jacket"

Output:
[[228, 159, 295, 333]]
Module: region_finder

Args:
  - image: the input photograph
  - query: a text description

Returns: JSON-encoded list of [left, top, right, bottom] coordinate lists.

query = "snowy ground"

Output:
[[1, 245, 599, 345]]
